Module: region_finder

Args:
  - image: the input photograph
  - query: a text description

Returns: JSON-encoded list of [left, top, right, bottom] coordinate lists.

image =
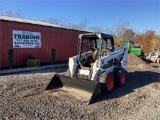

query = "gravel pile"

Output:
[[0, 65, 160, 119], [128, 54, 152, 70]]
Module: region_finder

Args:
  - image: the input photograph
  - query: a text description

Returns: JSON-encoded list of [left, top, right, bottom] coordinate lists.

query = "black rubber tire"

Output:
[[98, 72, 115, 94], [114, 68, 127, 87]]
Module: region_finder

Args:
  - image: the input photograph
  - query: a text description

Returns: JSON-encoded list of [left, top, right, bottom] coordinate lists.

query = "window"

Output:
[[102, 39, 112, 49], [90, 39, 95, 48], [122, 41, 128, 48], [81, 39, 90, 53], [101, 39, 112, 56], [130, 41, 134, 48], [96, 39, 101, 48], [106, 39, 112, 48]]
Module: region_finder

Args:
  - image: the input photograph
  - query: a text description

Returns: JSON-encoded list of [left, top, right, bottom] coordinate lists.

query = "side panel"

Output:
[[98, 48, 128, 72], [130, 47, 141, 56], [0, 21, 2, 68], [0, 21, 82, 68]]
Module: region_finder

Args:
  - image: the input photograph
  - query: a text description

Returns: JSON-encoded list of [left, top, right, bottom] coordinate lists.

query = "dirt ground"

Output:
[[0, 55, 160, 120]]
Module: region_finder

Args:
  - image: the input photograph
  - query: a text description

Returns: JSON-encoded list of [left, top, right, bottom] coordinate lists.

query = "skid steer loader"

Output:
[[46, 33, 128, 104], [146, 49, 160, 64]]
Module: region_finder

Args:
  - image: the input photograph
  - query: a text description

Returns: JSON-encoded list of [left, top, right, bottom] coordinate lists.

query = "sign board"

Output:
[[13, 30, 41, 48]]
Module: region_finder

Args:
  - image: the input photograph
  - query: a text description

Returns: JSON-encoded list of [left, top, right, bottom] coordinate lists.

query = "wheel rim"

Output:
[[120, 71, 126, 84], [106, 76, 114, 91]]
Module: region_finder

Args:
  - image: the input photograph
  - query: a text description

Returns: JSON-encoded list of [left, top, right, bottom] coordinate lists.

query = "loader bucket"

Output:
[[45, 74, 101, 104]]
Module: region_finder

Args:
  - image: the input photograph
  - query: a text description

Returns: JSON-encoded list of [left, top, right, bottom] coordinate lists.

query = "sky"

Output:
[[0, 0, 160, 34]]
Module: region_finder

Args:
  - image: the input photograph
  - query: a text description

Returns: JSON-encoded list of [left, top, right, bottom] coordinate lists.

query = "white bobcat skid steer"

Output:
[[46, 33, 128, 104], [146, 49, 160, 63]]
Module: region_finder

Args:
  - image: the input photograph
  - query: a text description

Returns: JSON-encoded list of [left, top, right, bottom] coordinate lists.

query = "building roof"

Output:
[[0, 15, 59, 28], [0, 15, 89, 33]]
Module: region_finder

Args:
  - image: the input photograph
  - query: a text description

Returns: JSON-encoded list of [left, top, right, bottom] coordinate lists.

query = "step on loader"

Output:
[[45, 33, 128, 104]]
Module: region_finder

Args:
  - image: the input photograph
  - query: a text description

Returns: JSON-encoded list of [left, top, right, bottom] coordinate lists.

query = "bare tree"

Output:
[[106, 20, 129, 39], [67, 19, 88, 30], [45, 18, 62, 25], [5, 9, 14, 17], [88, 25, 104, 32], [115, 20, 129, 39], [15, 11, 23, 18], [0, 7, 23, 18], [69, 24, 81, 30], [106, 27, 118, 39], [42, 17, 88, 30], [42, 18, 70, 27], [122, 29, 135, 41], [79, 20, 88, 30]]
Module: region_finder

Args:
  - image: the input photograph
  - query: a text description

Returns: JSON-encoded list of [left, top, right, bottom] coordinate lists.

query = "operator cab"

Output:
[[78, 33, 114, 68]]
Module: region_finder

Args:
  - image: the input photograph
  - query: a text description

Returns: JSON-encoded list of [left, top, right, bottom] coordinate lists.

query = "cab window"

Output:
[[102, 39, 112, 49]]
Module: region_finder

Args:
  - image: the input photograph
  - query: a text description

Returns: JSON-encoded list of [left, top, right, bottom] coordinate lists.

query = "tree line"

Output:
[[0, 6, 23, 18], [0, 7, 159, 55], [114, 28, 160, 55]]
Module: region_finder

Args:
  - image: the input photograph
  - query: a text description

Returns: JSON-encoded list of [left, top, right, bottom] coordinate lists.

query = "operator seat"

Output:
[[89, 48, 99, 67]]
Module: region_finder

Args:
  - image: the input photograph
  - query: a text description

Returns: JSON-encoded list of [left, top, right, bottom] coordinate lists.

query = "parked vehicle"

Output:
[[121, 40, 144, 59], [45, 33, 128, 104], [146, 49, 160, 63]]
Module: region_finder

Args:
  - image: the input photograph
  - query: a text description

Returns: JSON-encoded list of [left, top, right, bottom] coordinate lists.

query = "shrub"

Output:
[[26, 59, 40, 67], [26, 54, 40, 67], [33, 59, 40, 66]]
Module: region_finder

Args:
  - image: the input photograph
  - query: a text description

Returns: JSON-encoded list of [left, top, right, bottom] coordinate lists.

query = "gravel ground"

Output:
[[0, 60, 160, 119]]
